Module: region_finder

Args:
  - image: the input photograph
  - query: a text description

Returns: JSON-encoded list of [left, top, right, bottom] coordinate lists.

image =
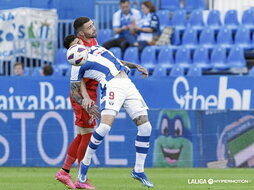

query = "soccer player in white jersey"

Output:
[[70, 45, 154, 188]]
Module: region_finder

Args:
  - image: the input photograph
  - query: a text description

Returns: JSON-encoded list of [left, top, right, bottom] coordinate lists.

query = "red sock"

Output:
[[62, 134, 81, 170], [77, 133, 92, 165]]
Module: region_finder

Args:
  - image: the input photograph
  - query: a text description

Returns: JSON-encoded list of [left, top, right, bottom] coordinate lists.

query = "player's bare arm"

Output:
[[121, 60, 148, 78], [70, 82, 100, 119], [70, 82, 83, 105], [80, 80, 100, 119]]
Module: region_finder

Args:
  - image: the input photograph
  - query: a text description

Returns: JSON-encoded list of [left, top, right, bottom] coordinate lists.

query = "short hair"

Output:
[[142, 1, 156, 13], [73, 16, 90, 32], [120, 0, 129, 4], [14, 62, 24, 69], [42, 64, 53, 76], [63, 34, 76, 49]]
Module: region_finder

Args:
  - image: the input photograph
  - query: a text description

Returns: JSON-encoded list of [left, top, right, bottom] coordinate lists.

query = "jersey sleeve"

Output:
[[70, 65, 84, 82], [113, 11, 120, 28], [150, 14, 159, 32]]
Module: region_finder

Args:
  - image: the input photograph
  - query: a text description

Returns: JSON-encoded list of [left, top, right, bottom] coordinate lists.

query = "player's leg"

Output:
[[78, 80, 124, 184], [55, 130, 81, 189], [124, 82, 154, 187], [74, 127, 96, 189], [78, 111, 116, 183]]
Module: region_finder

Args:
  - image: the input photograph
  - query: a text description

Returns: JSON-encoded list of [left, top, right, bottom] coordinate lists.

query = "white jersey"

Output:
[[70, 45, 130, 86]]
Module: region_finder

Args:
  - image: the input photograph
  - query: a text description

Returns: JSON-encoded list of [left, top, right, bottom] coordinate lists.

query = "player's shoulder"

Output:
[[131, 8, 141, 15], [113, 9, 122, 17]]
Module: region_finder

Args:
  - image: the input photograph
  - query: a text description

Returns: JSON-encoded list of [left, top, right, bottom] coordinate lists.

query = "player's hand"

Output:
[[81, 98, 95, 111], [137, 65, 148, 79], [87, 105, 101, 120]]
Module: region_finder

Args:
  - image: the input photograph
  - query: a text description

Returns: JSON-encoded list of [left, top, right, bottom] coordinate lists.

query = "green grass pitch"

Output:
[[0, 167, 253, 190]]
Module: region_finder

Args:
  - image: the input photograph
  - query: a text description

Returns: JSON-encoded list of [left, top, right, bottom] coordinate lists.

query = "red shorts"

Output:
[[71, 78, 98, 128]]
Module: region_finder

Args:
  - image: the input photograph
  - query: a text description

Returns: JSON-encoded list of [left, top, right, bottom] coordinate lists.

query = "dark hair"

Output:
[[42, 64, 53, 76], [142, 1, 156, 13], [14, 62, 24, 69], [120, 0, 129, 4], [63, 34, 76, 49], [73, 16, 90, 32]]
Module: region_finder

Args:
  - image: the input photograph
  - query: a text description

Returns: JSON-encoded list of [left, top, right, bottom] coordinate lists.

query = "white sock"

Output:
[[134, 122, 152, 173], [82, 123, 111, 165]]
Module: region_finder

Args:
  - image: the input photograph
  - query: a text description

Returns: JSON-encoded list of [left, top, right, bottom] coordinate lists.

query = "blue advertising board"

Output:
[[1, 76, 254, 110], [1, 76, 254, 167]]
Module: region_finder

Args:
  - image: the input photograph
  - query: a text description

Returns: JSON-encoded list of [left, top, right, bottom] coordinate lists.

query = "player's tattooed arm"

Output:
[[70, 82, 83, 105], [121, 60, 148, 79]]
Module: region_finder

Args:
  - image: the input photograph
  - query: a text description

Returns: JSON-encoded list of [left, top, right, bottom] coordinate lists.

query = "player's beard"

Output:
[[85, 32, 97, 39]]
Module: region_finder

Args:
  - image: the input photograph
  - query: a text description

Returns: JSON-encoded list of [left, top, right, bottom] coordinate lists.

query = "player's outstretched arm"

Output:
[[121, 60, 148, 79]]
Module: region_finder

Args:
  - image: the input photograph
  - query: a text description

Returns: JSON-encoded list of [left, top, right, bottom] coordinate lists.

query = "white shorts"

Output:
[[100, 78, 148, 119]]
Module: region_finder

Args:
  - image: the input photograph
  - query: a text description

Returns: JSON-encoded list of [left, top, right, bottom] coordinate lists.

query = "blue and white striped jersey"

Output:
[[70, 45, 130, 86]]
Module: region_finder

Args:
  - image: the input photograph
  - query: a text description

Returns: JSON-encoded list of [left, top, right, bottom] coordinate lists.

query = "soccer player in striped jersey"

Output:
[[70, 45, 154, 188]]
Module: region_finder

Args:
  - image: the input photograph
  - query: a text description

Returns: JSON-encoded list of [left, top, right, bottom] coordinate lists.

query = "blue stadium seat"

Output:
[[157, 47, 174, 69], [185, 0, 206, 11], [97, 29, 112, 45], [170, 64, 185, 76], [206, 10, 222, 32], [227, 46, 246, 69], [152, 66, 168, 77], [216, 26, 233, 49], [224, 9, 239, 31], [109, 47, 122, 59], [52, 66, 64, 77], [31, 67, 41, 76], [171, 9, 187, 32], [140, 46, 157, 70], [160, 0, 180, 11], [188, 9, 204, 31], [234, 26, 253, 50], [211, 46, 229, 70], [123, 47, 139, 64], [248, 66, 254, 76], [55, 48, 68, 65], [199, 27, 215, 49], [186, 65, 202, 76], [23, 67, 30, 76], [157, 9, 171, 31], [242, 9, 254, 31], [175, 47, 192, 70], [181, 27, 198, 49], [193, 46, 212, 70]]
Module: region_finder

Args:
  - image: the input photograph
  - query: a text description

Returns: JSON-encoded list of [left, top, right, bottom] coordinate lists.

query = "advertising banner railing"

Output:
[[0, 8, 58, 61]]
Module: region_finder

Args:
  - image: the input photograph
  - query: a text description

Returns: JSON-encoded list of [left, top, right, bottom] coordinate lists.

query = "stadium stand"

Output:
[[109, 47, 122, 59], [157, 9, 171, 31], [170, 64, 185, 76], [160, 0, 180, 11], [97, 29, 112, 45], [175, 47, 192, 70], [211, 46, 229, 70], [206, 9, 222, 32], [224, 9, 240, 31], [181, 27, 198, 50], [186, 65, 202, 76], [188, 9, 204, 32], [193, 46, 212, 71], [199, 27, 216, 49]]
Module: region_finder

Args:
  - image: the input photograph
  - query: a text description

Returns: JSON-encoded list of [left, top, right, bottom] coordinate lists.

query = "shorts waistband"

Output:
[[115, 70, 128, 78]]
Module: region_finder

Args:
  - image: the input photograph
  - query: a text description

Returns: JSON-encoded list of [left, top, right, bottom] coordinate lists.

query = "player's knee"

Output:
[[138, 121, 152, 136], [133, 111, 148, 126], [76, 126, 93, 135], [101, 109, 117, 126]]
